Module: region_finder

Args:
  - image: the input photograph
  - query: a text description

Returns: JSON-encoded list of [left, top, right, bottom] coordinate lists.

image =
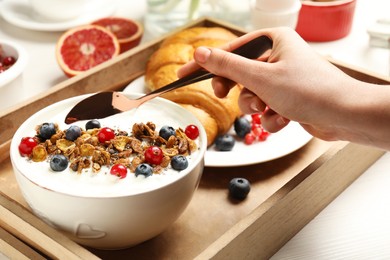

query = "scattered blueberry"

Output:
[[65, 125, 81, 141], [171, 155, 188, 171], [229, 178, 251, 200], [50, 154, 68, 172], [135, 163, 153, 178], [215, 134, 235, 151], [85, 119, 101, 130], [159, 125, 176, 140], [234, 117, 251, 138], [39, 122, 56, 140]]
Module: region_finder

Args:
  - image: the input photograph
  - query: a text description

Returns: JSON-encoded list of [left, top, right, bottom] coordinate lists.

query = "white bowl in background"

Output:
[[250, 0, 301, 29], [0, 40, 28, 88], [10, 93, 207, 249]]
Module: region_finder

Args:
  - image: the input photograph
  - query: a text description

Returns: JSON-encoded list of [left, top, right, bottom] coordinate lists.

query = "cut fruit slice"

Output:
[[56, 25, 120, 77], [91, 17, 143, 53]]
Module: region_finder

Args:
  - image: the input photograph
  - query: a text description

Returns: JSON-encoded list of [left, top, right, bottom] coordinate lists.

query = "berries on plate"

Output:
[[251, 113, 261, 125], [244, 132, 256, 145], [171, 155, 188, 171], [144, 146, 163, 165], [110, 163, 128, 179], [229, 178, 251, 200], [98, 127, 116, 143], [85, 119, 101, 130], [184, 124, 199, 140], [135, 163, 153, 178], [50, 154, 68, 172], [18, 137, 38, 156], [56, 25, 120, 77], [39, 122, 56, 140], [215, 134, 235, 151], [65, 125, 81, 141], [159, 125, 176, 141], [234, 117, 251, 138]]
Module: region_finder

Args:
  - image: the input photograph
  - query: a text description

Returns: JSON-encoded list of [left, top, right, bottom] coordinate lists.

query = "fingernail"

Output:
[[276, 116, 287, 126], [195, 47, 211, 63], [250, 100, 261, 112]]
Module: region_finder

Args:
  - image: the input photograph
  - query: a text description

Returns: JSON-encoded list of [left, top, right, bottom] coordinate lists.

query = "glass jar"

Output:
[[144, 0, 251, 38]]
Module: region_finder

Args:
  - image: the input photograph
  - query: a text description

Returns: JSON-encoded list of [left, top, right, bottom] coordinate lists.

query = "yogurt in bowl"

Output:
[[10, 93, 207, 249]]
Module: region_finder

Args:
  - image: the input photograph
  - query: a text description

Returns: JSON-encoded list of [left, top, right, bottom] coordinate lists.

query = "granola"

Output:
[[23, 121, 198, 176]]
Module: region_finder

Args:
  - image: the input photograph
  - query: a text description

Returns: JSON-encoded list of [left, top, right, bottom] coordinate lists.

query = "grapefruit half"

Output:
[[91, 17, 143, 53], [56, 25, 120, 77]]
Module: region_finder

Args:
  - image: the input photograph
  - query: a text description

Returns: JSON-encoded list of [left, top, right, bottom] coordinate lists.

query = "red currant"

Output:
[[258, 130, 270, 141], [144, 146, 163, 165], [184, 124, 199, 140], [18, 137, 38, 156], [98, 127, 115, 143], [2, 56, 16, 66], [110, 163, 127, 179], [251, 113, 261, 125], [244, 133, 256, 145], [251, 125, 263, 136]]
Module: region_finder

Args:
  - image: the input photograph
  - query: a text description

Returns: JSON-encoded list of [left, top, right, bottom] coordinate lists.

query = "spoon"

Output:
[[65, 35, 273, 124]]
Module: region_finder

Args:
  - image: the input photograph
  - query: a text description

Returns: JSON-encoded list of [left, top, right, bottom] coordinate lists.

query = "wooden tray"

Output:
[[1, 18, 390, 259]]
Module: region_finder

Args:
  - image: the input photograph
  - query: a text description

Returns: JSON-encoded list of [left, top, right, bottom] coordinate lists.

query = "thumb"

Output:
[[193, 46, 261, 86]]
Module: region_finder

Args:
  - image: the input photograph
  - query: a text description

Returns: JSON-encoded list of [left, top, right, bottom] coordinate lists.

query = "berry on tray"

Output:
[[229, 178, 251, 200]]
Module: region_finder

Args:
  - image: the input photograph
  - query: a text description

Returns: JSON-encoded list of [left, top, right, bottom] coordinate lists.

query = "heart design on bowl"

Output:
[[75, 223, 106, 239]]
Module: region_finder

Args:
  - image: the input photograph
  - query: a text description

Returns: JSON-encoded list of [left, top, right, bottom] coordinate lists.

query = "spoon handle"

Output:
[[138, 35, 273, 100]]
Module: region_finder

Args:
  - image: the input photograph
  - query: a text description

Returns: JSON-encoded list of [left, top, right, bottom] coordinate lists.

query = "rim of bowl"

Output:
[[0, 40, 28, 88], [301, 0, 355, 7], [10, 93, 207, 199]]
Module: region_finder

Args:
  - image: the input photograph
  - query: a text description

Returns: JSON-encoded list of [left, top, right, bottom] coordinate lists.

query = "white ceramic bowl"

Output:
[[0, 40, 28, 88], [10, 93, 207, 249]]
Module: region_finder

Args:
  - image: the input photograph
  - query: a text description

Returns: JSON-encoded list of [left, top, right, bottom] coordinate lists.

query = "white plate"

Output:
[[123, 76, 313, 167], [0, 0, 116, 32]]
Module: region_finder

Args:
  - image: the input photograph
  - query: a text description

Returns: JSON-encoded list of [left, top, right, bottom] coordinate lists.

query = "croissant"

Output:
[[145, 27, 243, 146]]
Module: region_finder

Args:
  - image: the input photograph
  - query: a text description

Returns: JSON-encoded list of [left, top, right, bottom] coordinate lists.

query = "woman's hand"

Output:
[[178, 27, 390, 149]]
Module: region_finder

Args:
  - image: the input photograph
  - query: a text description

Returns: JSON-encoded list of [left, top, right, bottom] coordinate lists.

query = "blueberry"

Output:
[[85, 119, 101, 130], [234, 117, 251, 138], [215, 134, 235, 151], [65, 125, 82, 141], [159, 125, 176, 140], [229, 178, 251, 200], [39, 123, 56, 140], [135, 163, 153, 178], [50, 154, 68, 172], [171, 155, 188, 171]]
